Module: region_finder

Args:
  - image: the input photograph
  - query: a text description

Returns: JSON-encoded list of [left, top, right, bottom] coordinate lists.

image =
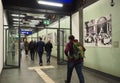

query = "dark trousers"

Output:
[[30, 50, 35, 61], [66, 62, 84, 83], [46, 51, 51, 63], [38, 51, 43, 64], [25, 50, 28, 55]]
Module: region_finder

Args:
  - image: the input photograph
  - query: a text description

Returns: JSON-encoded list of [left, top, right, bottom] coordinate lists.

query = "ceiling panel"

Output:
[[2, 0, 74, 14], [6, 10, 65, 29], [3, 0, 99, 30]]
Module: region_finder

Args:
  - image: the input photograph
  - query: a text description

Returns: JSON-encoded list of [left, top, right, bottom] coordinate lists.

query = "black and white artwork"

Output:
[[84, 19, 96, 46], [84, 14, 112, 47]]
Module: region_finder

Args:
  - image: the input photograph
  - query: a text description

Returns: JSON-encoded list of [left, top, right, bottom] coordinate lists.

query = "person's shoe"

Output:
[[39, 63, 43, 66]]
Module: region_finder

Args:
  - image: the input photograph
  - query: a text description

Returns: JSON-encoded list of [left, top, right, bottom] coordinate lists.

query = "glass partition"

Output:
[[60, 16, 70, 28], [57, 29, 70, 64], [4, 27, 19, 68]]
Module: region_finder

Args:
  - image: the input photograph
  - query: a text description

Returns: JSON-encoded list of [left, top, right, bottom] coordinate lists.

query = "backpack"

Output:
[[69, 41, 85, 60]]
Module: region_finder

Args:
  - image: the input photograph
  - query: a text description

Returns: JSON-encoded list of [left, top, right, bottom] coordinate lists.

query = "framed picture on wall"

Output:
[[84, 14, 112, 47], [84, 19, 96, 46]]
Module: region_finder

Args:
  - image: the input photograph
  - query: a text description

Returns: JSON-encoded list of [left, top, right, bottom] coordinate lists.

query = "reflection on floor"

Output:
[[0, 51, 120, 83]]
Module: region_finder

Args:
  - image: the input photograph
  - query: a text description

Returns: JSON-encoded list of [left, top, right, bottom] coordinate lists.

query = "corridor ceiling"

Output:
[[2, 0, 98, 14], [2, 0, 74, 14], [2, 0, 98, 31]]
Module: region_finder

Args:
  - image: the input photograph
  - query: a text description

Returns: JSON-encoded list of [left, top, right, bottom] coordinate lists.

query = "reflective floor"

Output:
[[0, 51, 120, 83]]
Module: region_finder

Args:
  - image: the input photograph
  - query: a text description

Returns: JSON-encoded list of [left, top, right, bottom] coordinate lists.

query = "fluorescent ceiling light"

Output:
[[4, 26, 8, 29], [13, 24, 19, 26], [38, 1, 63, 7], [13, 18, 22, 21], [13, 22, 19, 23], [38, 16, 46, 19], [13, 22, 23, 24], [11, 14, 25, 17]]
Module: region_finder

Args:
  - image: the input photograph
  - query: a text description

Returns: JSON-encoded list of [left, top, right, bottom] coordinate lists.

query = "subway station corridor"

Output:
[[1, 0, 120, 83], [0, 50, 119, 83]]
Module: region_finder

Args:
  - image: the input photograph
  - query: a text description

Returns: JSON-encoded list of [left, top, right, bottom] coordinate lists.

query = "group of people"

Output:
[[20, 37, 53, 66], [21, 35, 86, 83]]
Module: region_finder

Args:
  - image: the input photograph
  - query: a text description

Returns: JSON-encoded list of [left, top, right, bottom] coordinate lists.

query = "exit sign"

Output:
[[43, 20, 50, 25]]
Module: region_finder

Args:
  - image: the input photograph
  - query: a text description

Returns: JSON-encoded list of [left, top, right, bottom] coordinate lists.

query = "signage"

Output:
[[21, 30, 32, 35], [43, 20, 50, 25]]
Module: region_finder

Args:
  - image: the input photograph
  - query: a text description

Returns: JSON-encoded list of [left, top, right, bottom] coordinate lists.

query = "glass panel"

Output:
[[32, 33, 38, 41], [46, 29, 57, 58], [4, 28, 19, 68], [38, 29, 47, 40], [58, 29, 70, 64], [60, 16, 70, 28], [47, 20, 59, 28]]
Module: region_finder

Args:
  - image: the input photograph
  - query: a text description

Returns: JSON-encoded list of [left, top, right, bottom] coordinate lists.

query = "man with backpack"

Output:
[[64, 35, 86, 83]]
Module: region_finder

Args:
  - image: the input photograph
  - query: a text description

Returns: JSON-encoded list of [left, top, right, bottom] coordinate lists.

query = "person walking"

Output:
[[34, 40, 37, 56], [29, 40, 35, 61], [64, 35, 86, 83], [37, 37, 45, 66], [45, 40, 53, 65], [24, 39, 29, 56]]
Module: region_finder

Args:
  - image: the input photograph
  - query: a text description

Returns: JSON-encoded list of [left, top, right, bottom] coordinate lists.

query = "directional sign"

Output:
[[21, 31, 32, 35]]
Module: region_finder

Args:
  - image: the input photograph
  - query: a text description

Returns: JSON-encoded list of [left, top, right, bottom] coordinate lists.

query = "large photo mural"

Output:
[[84, 14, 112, 47]]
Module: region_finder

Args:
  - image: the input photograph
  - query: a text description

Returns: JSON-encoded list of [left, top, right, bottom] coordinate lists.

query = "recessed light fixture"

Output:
[[13, 18, 22, 21], [39, 16, 46, 19], [37, 1, 63, 7], [13, 24, 19, 26], [11, 14, 25, 17], [13, 22, 23, 24]]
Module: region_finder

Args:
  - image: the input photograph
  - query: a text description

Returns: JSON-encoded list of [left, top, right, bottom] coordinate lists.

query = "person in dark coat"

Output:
[[29, 40, 35, 61], [33, 40, 37, 56], [24, 39, 29, 56], [45, 40, 53, 65], [37, 37, 45, 66]]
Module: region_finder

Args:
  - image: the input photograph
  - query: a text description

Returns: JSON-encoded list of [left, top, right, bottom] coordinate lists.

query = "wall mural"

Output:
[[84, 14, 112, 47]]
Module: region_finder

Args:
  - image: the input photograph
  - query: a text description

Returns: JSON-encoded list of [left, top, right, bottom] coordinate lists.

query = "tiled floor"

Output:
[[0, 52, 120, 83]]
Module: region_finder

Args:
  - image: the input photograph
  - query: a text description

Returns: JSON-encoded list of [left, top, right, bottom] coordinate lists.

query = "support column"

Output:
[[79, 7, 84, 45]]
